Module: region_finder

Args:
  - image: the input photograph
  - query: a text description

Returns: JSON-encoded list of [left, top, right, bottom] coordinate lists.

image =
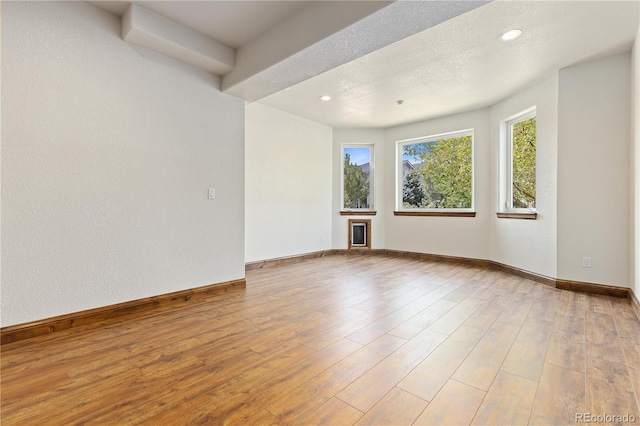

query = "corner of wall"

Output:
[[489, 75, 558, 278], [558, 53, 631, 288], [632, 26, 640, 297], [245, 103, 333, 263]]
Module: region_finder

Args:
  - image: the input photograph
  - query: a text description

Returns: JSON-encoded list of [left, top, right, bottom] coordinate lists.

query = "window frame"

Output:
[[396, 129, 475, 213], [503, 107, 537, 214], [341, 144, 375, 212]]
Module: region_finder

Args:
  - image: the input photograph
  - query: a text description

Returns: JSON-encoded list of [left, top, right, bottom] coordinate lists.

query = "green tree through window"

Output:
[[343, 153, 370, 209], [401, 134, 473, 209], [511, 116, 536, 209], [402, 169, 426, 208]]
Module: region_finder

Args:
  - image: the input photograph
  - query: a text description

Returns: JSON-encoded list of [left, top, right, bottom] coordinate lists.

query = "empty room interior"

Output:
[[2, 0, 640, 424]]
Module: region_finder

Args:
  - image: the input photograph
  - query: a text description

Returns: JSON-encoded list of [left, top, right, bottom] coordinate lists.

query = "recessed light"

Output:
[[500, 29, 522, 42], [319, 95, 331, 101]]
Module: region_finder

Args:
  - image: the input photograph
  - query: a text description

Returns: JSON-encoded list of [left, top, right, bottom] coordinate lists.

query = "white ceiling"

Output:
[[91, 0, 639, 129], [260, 0, 640, 128]]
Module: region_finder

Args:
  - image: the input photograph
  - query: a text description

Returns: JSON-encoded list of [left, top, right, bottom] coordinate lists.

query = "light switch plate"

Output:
[[208, 188, 215, 199]]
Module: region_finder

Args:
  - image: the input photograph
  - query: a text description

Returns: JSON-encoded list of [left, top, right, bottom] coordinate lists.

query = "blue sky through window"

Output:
[[344, 142, 433, 166], [344, 147, 370, 166], [402, 142, 429, 164]]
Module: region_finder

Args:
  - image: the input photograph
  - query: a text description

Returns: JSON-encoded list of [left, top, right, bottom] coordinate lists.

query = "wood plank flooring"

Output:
[[2, 254, 639, 425]]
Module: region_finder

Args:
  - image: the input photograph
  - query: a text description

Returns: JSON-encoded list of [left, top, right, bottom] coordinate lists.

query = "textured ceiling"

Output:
[[93, 1, 488, 106], [223, 1, 489, 101], [259, 0, 639, 128], [91, 0, 639, 129]]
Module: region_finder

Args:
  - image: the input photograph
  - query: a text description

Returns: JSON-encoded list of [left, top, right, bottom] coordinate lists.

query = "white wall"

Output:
[[490, 75, 559, 278], [557, 54, 631, 288], [330, 59, 633, 291], [245, 103, 332, 262], [1, 2, 245, 327], [632, 28, 640, 296], [384, 109, 491, 259], [332, 128, 386, 249]]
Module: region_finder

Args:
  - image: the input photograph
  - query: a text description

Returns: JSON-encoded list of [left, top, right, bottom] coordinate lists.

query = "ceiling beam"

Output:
[[222, 0, 491, 102]]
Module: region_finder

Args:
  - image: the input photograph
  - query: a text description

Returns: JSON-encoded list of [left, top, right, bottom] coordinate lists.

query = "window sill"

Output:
[[340, 211, 377, 216], [496, 212, 537, 220], [394, 211, 476, 217]]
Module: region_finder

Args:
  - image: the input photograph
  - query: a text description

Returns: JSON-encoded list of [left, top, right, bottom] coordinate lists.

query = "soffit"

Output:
[[90, 0, 309, 48]]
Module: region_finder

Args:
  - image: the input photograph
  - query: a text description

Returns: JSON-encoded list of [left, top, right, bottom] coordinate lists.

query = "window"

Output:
[[505, 109, 536, 211], [397, 130, 474, 212], [342, 145, 373, 210]]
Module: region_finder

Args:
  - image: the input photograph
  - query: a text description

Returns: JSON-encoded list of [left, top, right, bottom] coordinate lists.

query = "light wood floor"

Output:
[[2, 254, 639, 425]]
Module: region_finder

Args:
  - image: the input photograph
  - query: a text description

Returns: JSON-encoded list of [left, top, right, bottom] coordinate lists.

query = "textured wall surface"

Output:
[[1, 2, 245, 326], [558, 54, 631, 288], [245, 103, 332, 262]]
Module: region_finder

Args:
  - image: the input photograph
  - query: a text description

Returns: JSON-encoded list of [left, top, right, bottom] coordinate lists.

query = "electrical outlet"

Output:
[[582, 256, 592, 268]]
